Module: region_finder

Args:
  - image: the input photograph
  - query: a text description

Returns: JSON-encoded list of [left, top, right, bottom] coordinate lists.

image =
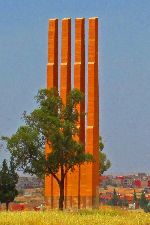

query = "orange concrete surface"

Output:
[[47, 19, 58, 89], [45, 19, 58, 207], [45, 17, 99, 209], [74, 18, 86, 207], [60, 18, 71, 103], [60, 18, 72, 207], [63, 18, 86, 208], [86, 18, 99, 204]]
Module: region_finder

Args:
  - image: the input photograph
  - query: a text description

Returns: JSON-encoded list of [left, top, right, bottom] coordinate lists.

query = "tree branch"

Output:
[[47, 168, 60, 185]]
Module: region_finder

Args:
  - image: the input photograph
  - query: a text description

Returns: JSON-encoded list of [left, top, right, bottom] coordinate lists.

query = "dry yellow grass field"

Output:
[[0, 207, 150, 225]]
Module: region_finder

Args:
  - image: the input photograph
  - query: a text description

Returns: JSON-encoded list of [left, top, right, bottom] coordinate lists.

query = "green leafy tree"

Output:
[[0, 157, 18, 210], [2, 88, 93, 210], [99, 136, 111, 174], [122, 199, 129, 207], [139, 191, 148, 209], [144, 202, 150, 213], [133, 189, 137, 204], [108, 189, 119, 206]]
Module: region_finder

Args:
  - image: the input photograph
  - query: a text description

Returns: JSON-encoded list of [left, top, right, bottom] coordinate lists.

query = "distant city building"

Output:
[[16, 177, 43, 190], [100, 173, 150, 189]]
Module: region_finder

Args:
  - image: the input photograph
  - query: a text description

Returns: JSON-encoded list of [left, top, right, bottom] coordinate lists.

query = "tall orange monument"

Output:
[[45, 17, 99, 208]]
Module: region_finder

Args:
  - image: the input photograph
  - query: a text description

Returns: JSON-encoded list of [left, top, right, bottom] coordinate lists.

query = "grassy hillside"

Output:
[[0, 208, 150, 225]]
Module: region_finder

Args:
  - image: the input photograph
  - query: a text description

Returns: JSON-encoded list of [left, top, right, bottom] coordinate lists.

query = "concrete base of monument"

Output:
[[45, 196, 99, 209]]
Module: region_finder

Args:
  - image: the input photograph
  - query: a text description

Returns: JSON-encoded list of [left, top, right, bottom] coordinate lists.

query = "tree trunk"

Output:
[[6, 202, 9, 211], [59, 179, 64, 210], [59, 166, 65, 210], [77, 165, 80, 209]]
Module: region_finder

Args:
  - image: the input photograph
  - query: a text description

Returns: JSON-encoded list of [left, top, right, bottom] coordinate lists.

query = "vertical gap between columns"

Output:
[[58, 19, 61, 94], [71, 19, 75, 89], [85, 19, 88, 139]]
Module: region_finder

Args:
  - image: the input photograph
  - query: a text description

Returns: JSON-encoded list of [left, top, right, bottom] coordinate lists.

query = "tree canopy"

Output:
[[2, 88, 93, 210], [99, 136, 111, 174]]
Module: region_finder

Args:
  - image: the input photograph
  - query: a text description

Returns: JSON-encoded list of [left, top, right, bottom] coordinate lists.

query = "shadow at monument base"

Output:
[[45, 196, 99, 209]]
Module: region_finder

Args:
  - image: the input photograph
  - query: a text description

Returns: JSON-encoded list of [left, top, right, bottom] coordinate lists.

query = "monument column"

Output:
[[74, 18, 86, 208], [47, 19, 58, 89], [45, 18, 58, 207], [86, 17, 99, 207], [74, 18, 85, 147], [60, 18, 71, 102], [45, 17, 100, 209], [60, 18, 71, 208]]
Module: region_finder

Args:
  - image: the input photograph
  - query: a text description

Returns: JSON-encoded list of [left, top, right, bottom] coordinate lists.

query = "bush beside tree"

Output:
[[99, 137, 111, 175], [0, 157, 18, 210], [139, 191, 148, 210]]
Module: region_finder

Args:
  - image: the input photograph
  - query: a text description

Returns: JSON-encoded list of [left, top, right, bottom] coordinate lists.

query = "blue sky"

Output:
[[0, 0, 150, 174]]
